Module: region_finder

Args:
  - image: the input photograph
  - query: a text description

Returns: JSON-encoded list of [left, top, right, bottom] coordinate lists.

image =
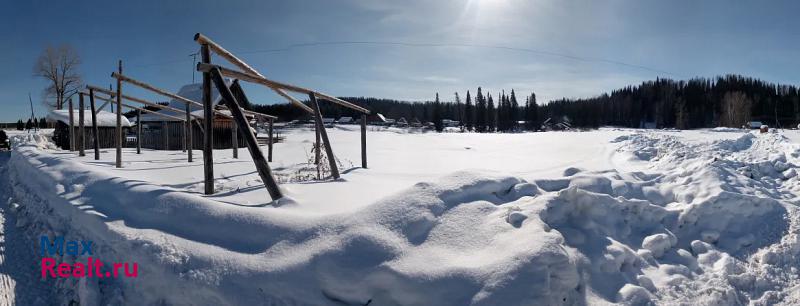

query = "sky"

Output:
[[1, 0, 799, 122]]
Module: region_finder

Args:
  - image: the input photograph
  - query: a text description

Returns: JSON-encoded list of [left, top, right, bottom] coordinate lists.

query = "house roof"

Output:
[[48, 109, 131, 127], [138, 80, 231, 122]]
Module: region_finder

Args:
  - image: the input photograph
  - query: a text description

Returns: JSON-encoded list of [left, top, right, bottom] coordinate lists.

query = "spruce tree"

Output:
[[510, 89, 519, 131], [465, 91, 474, 131], [433, 93, 444, 132], [16, 120, 24, 130], [475, 87, 486, 132], [487, 93, 496, 132]]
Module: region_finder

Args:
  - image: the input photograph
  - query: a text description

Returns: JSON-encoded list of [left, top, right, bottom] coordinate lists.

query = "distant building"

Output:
[[337, 116, 353, 124], [749, 121, 763, 129], [48, 109, 132, 150]]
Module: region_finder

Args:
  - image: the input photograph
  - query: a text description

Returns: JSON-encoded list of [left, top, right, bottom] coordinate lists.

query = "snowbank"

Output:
[[8, 129, 800, 305]]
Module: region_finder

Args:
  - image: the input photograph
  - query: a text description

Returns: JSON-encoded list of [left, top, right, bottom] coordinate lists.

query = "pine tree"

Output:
[[487, 93, 496, 132], [25, 119, 33, 130], [509, 90, 519, 131], [525, 93, 539, 131], [454, 92, 462, 128], [39, 117, 48, 128], [465, 90, 474, 131], [16, 120, 24, 130], [475, 87, 486, 132], [433, 93, 444, 132]]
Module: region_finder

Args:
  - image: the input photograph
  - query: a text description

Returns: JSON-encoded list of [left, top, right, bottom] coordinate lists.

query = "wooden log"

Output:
[[309, 92, 340, 179], [194, 33, 314, 114], [110, 72, 273, 120], [315, 120, 320, 165], [209, 67, 282, 200], [136, 110, 142, 154], [197, 63, 370, 114], [186, 101, 193, 162], [116, 60, 123, 168], [162, 121, 168, 150], [268, 118, 273, 162], [68, 98, 75, 151], [201, 44, 214, 195], [78, 93, 86, 156], [232, 123, 238, 158], [361, 114, 367, 168], [89, 89, 100, 160], [89, 86, 205, 121]]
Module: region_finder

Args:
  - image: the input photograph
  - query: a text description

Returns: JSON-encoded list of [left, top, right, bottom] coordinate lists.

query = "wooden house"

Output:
[[136, 82, 250, 150], [48, 109, 132, 150]]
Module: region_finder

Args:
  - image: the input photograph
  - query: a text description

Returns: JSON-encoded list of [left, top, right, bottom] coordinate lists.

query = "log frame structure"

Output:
[[193, 33, 371, 186]]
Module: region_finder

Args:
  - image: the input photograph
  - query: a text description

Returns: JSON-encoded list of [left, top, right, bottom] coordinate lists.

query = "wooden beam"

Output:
[[194, 33, 314, 114], [201, 43, 214, 195], [268, 118, 273, 162], [89, 86, 204, 121], [89, 89, 100, 160], [92, 93, 187, 122], [361, 114, 367, 168], [78, 93, 85, 156], [68, 98, 75, 151], [186, 100, 193, 162], [197, 63, 370, 114], [136, 110, 142, 154], [309, 92, 340, 179], [209, 67, 283, 200], [115, 60, 123, 168], [232, 123, 238, 158], [162, 121, 169, 150], [111, 72, 279, 120]]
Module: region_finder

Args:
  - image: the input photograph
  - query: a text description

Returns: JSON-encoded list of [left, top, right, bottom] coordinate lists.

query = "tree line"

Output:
[[15, 117, 49, 130], [250, 88, 540, 132], [539, 74, 800, 129], [252, 74, 799, 131]]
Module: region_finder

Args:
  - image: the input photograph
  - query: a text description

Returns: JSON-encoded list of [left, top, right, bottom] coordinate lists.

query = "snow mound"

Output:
[[9, 130, 800, 305]]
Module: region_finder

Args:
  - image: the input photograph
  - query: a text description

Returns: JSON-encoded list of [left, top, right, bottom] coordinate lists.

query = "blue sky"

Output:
[[1, 0, 799, 122]]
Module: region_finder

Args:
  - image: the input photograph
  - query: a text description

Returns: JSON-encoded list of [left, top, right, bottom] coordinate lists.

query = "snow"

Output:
[[7, 127, 800, 304], [47, 110, 131, 127]]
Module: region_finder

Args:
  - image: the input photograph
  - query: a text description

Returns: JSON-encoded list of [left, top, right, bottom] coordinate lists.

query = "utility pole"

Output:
[[189, 51, 199, 83]]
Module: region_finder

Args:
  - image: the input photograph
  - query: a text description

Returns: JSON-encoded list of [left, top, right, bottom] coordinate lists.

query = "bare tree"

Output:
[[33, 44, 82, 110], [721, 91, 752, 127]]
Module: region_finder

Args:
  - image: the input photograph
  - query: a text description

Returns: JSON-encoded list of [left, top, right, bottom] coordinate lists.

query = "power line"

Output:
[[125, 40, 680, 77]]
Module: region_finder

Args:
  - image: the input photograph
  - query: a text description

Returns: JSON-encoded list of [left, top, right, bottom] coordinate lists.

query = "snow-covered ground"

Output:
[[6, 127, 800, 305]]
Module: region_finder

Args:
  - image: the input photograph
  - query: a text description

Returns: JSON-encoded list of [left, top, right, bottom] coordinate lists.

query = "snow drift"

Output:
[[7, 130, 800, 305]]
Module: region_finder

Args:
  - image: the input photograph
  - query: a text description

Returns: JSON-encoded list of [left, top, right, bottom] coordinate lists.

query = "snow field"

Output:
[[6, 128, 800, 304]]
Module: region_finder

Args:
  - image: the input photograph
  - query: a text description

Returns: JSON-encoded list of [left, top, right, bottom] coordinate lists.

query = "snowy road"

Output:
[[0, 152, 52, 305]]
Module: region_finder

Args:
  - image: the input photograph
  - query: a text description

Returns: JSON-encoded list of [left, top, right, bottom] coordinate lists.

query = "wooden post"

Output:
[[162, 121, 168, 150], [232, 123, 238, 158], [201, 44, 214, 195], [361, 114, 367, 168], [309, 93, 340, 179], [115, 60, 123, 168], [315, 122, 320, 165], [268, 118, 273, 162], [186, 101, 193, 162], [78, 93, 85, 156], [89, 89, 100, 160], [209, 67, 282, 200], [68, 98, 75, 151], [136, 110, 142, 154]]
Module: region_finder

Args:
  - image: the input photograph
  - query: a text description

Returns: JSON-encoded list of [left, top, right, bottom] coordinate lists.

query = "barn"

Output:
[[48, 109, 132, 150], [136, 81, 252, 150]]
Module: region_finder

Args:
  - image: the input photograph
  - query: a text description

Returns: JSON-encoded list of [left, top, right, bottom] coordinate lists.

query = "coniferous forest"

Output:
[[249, 74, 800, 131]]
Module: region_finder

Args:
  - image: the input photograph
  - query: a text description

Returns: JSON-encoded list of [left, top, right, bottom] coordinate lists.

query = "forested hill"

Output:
[[248, 74, 800, 130]]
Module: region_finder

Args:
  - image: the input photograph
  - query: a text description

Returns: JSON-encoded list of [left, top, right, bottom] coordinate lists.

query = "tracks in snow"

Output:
[[0, 152, 53, 305]]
